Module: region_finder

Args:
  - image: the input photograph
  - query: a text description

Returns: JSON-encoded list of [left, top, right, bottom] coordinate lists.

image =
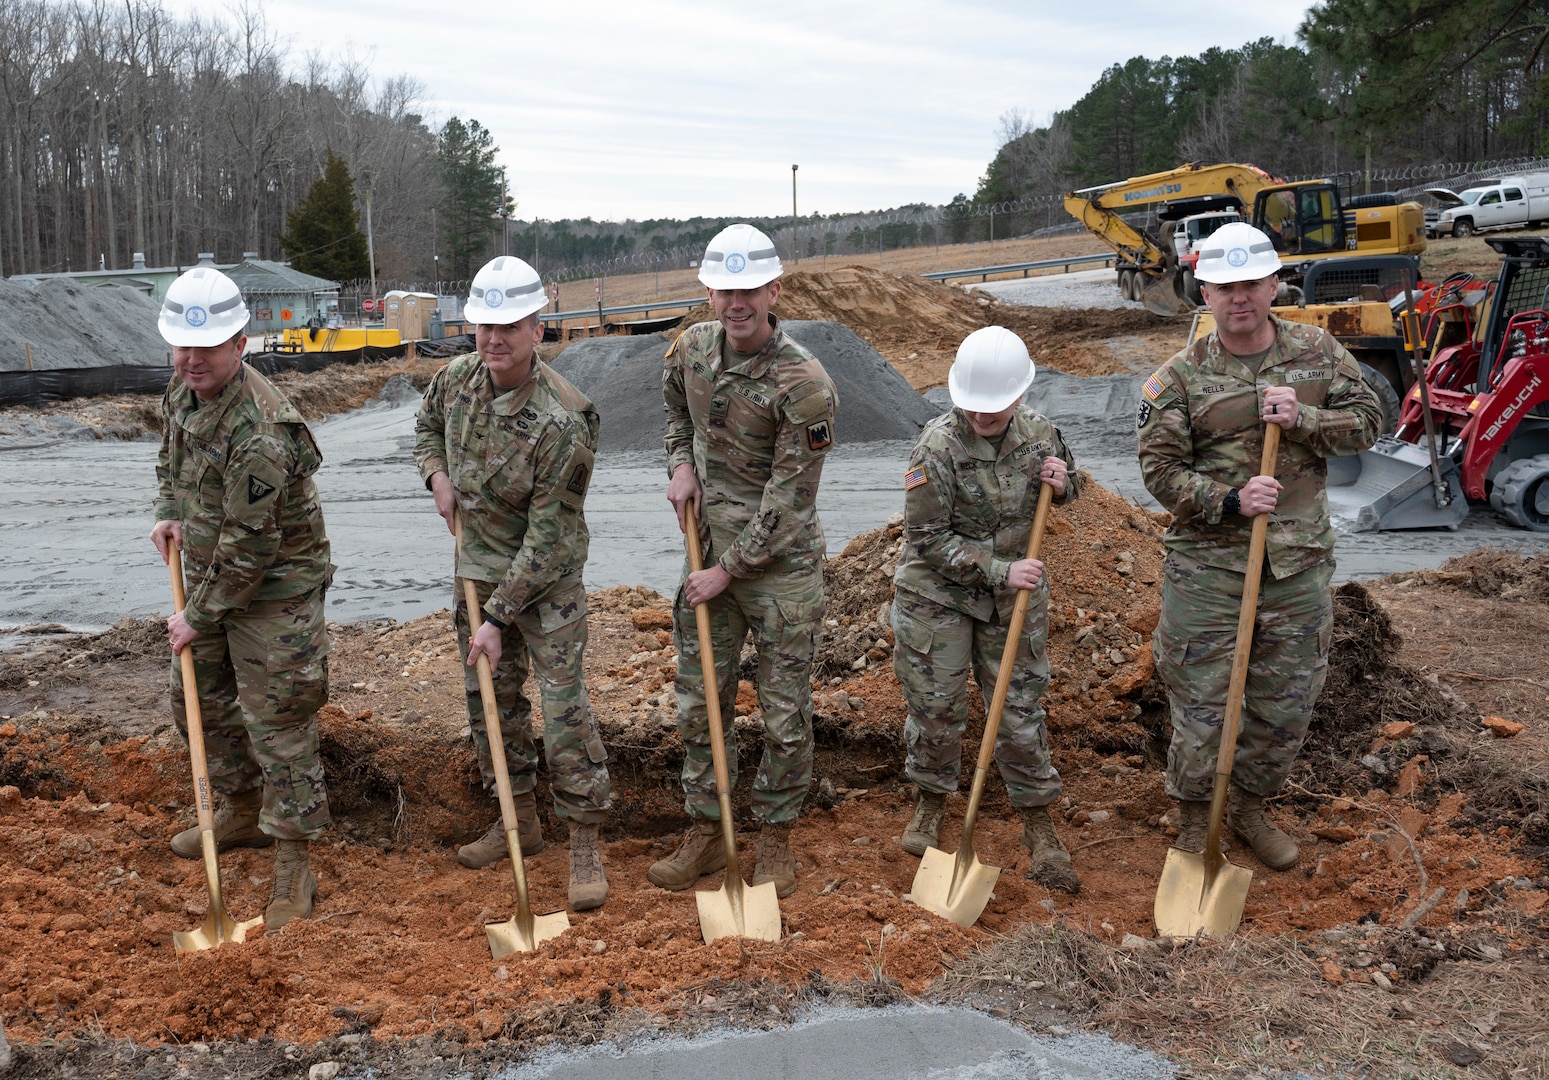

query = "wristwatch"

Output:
[[1223, 489, 1241, 517]]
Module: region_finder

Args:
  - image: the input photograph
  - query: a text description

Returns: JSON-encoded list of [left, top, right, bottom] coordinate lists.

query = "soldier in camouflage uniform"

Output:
[[891, 326, 1083, 894], [650, 224, 838, 900], [1137, 223, 1381, 870], [413, 256, 612, 912], [150, 267, 332, 931]]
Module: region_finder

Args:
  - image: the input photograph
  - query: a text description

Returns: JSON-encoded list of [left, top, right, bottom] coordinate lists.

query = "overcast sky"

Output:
[[167, 0, 1318, 222]]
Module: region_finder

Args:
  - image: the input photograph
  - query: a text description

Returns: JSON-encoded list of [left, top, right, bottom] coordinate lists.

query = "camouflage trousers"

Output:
[[671, 565, 822, 826], [455, 578, 611, 825], [891, 587, 1061, 808], [169, 586, 331, 841], [1154, 550, 1334, 800]]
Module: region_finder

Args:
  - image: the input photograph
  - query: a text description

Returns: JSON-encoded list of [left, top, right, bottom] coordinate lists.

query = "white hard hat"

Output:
[[465, 256, 546, 324], [948, 326, 1035, 412], [698, 223, 782, 290], [158, 267, 249, 347], [1193, 222, 1281, 284]]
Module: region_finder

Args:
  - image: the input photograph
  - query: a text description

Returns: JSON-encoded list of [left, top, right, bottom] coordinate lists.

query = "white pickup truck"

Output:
[[1425, 173, 1549, 238]]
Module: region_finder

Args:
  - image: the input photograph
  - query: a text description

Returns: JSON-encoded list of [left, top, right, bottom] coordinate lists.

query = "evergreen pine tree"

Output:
[[278, 149, 370, 281]]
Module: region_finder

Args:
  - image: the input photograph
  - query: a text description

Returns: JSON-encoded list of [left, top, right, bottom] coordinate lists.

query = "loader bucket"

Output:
[[1141, 270, 1192, 317], [1326, 437, 1468, 531]]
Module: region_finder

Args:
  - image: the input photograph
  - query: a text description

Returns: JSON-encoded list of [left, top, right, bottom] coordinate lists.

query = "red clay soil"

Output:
[[1, 484, 1543, 1050]]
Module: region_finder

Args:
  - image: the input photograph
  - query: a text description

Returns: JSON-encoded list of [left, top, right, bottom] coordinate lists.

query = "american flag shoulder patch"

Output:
[[1143, 373, 1168, 401], [903, 466, 928, 490]]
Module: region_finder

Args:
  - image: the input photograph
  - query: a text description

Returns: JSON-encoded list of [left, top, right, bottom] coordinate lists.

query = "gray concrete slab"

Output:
[[490, 1005, 1175, 1080]]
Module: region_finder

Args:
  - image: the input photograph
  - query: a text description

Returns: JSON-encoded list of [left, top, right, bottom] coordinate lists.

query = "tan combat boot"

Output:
[[646, 819, 726, 891], [900, 789, 946, 857], [456, 792, 545, 868], [1021, 806, 1080, 894], [751, 823, 797, 898], [1174, 800, 1211, 853], [568, 822, 608, 912], [1227, 787, 1298, 870], [170, 787, 270, 860], [265, 839, 317, 930]]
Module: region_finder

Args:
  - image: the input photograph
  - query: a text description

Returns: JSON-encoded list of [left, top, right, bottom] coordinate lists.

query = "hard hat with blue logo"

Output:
[[1192, 222, 1281, 284], [465, 256, 547, 324], [158, 267, 250, 347], [698, 224, 783, 290]]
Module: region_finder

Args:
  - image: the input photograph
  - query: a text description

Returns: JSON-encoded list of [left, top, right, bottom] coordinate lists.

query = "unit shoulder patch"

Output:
[[247, 475, 276, 504], [805, 418, 833, 452]]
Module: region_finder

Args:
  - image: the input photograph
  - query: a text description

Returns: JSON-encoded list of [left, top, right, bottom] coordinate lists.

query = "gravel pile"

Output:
[[0, 278, 169, 371], [550, 319, 937, 455]]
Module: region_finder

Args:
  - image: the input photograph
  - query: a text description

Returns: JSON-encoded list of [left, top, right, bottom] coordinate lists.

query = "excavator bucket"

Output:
[[1326, 437, 1469, 531], [1140, 269, 1192, 317]]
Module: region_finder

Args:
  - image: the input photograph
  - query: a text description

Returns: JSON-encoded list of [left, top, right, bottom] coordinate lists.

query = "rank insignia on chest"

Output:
[[805, 419, 832, 451], [1143, 373, 1168, 401], [903, 466, 927, 491], [247, 475, 276, 504]]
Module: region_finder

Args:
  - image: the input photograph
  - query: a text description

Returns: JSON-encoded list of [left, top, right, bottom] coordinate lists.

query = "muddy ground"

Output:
[[2, 243, 1547, 1078]]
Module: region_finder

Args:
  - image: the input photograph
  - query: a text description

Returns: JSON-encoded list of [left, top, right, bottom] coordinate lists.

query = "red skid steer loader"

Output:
[[1330, 237, 1549, 531]]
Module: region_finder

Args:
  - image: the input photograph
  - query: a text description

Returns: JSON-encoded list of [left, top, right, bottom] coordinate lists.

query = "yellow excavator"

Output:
[[1065, 162, 1428, 316]]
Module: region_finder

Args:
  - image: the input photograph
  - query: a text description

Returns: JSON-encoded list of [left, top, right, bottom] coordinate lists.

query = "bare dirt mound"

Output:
[[1, 482, 1544, 1078], [671, 266, 1179, 394]]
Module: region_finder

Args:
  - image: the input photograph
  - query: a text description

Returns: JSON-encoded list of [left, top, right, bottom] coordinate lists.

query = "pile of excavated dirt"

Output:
[[673, 266, 1183, 392], [552, 320, 936, 454], [1, 498, 1545, 1080], [0, 278, 169, 370]]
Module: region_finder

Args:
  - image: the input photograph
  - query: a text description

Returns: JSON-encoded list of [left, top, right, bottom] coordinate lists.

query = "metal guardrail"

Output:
[[921, 252, 1115, 283], [539, 296, 702, 323]]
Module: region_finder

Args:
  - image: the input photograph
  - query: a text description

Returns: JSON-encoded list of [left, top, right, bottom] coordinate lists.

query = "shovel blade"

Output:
[[487, 908, 570, 958], [909, 844, 1001, 927], [1154, 846, 1253, 938], [174, 908, 263, 953], [695, 879, 781, 944]]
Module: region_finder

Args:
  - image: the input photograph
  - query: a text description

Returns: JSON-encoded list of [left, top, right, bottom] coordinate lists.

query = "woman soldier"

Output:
[[890, 326, 1082, 893]]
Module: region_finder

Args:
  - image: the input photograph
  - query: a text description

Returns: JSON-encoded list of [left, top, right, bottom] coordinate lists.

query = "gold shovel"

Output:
[[456, 515, 569, 956], [1154, 423, 1281, 938], [683, 506, 781, 943], [910, 482, 1055, 927], [167, 547, 264, 953]]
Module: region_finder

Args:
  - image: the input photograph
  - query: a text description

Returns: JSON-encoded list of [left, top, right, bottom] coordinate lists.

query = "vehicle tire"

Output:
[[1489, 453, 1549, 531], [1357, 361, 1404, 435], [1117, 269, 1134, 300], [1453, 218, 1475, 238]]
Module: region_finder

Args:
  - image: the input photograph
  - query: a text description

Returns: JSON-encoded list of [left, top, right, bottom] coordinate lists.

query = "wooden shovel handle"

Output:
[[683, 507, 745, 888], [973, 481, 1056, 774], [168, 548, 218, 838], [1213, 422, 1281, 779]]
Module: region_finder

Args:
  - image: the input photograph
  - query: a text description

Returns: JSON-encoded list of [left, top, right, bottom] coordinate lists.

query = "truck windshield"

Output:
[[1458, 191, 1483, 205]]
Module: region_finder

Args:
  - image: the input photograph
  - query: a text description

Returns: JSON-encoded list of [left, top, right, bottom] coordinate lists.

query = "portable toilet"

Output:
[[384, 290, 437, 340]]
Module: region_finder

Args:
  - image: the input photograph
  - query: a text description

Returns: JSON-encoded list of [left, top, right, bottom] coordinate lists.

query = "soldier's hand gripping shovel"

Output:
[[1154, 423, 1280, 938], [167, 547, 264, 953], [910, 482, 1055, 927], [456, 513, 568, 957], [683, 506, 781, 943]]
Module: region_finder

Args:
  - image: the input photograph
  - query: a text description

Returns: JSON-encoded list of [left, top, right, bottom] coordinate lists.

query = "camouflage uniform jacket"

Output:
[[154, 364, 330, 634], [1136, 316, 1381, 578], [413, 353, 597, 627], [663, 316, 838, 577], [894, 407, 1080, 623]]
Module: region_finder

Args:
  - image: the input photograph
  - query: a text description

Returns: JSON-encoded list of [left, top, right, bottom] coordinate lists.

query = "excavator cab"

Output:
[[1253, 183, 1346, 256]]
